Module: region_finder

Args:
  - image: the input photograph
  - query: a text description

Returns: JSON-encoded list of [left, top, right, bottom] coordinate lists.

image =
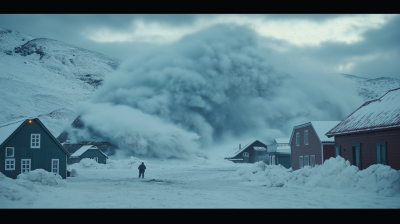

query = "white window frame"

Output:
[[30, 134, 40, 148], [272, 156, 275, 165], [296, 132, 300, 146], [269, 156, 272, 165], [5, 159, 15, 170], [299, 156, 303, 168], [21, 159, 31, 173], [310, 155, 316, 167], [304, 155, 310, 166], [51, 159, 59, 174], [304, 130, 308, 145], [6, 147, 14, 157]]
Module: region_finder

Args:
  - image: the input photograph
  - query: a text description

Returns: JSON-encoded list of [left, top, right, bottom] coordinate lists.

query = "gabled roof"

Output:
[[226, 140, 268, 159], [70, 145, 108, 158], [326, 88, 400, 137], [275, 138, 290, 144], [289, 121, 340, 144], [0, 118, 70, 156]]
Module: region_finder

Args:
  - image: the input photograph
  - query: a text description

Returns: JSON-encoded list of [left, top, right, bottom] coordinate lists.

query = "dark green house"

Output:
[[0, 118, 70, 179], [63, 144, 108, 164]]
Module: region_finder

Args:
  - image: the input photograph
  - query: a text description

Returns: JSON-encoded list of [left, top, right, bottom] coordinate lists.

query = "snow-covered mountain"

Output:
[[0, 28, 399, 139], [0, 28, 121, 136]]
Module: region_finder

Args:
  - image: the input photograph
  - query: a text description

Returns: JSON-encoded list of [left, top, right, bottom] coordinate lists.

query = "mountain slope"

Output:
[[0, 28, 121, 136]]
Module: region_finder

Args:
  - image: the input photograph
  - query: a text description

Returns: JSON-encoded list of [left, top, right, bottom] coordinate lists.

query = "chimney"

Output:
[[239, 144, 241, 150]]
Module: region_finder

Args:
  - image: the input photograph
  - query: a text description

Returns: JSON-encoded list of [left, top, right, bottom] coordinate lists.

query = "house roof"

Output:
[[289, 121, 340, 144], [326, 88, 400, 137], [276, 146, 291, 154], [275, 138, 290, 144], [0, 118, 70, 156], [70, 145, 108, 158]]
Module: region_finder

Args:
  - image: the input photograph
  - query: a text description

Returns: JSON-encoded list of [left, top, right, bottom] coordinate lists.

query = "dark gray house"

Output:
[[225, 140, 268, 163], [266, 138, 291, 168], [0, 118, 70, 179], [63, 144, 108, 164]]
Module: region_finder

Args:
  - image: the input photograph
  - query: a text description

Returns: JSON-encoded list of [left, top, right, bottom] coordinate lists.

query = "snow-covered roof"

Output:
[[275, 138, 290, 144], [311, 121, 340, 142], [326, 88, 400, 137], [253, 147, 266, 151], [70, 145, 108, 158], [276, 145, 291, 154], [226, 140, 268, 158], [0, 118, 31, 146]]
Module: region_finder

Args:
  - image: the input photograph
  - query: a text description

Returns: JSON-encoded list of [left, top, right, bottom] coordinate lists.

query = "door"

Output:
[[352, 145, 361, 169], [21, 159, 31, 173]]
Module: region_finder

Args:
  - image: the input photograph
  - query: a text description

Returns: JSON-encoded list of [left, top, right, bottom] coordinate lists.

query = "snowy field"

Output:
[[1, 156, 399, 208]]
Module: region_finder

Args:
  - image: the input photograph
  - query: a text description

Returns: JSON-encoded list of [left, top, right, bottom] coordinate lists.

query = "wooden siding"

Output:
[[323, 145, 335, 162], [291, 125, 322, 170], [335, 128, 400, 170], [0, 120, 68, 179]]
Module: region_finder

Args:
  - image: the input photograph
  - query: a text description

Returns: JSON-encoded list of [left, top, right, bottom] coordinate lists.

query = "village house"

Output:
[[63, 144, 108, 164], [326, 88, 400, 170], [225, 140, 268, 163], [289, 121, 340, 170], [0, 118, 70, 179], [266, 138, 291, 168]]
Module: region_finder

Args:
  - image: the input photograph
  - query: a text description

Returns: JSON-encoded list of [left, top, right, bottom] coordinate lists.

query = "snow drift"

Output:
[[66, 24, 365, 159], [236, 156, 400, 197], [17, 169, 67, 187], [73, 157, 148, 169]]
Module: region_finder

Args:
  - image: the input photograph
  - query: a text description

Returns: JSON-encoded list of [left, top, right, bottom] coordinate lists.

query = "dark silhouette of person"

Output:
[[138, 162, 146, 178]]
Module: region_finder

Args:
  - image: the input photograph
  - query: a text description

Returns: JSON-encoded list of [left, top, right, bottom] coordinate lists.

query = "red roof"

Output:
[[326, 88, 400, 137]]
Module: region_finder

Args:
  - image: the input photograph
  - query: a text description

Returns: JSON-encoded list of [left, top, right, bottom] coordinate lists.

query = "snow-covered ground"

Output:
[[1, 156, 399, 208]]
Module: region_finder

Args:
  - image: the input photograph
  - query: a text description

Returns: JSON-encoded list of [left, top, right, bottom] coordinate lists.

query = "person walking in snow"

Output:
[[138, 162, 146, 178]]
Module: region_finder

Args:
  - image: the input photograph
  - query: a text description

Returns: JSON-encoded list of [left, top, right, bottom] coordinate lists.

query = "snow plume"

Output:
[[68, 24, 363, 158]]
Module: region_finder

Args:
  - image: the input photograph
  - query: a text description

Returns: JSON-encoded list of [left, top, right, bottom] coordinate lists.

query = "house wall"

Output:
[[334, 128, 400, 170], [80, 149, 107, 164], [323, 144, 335, 162], [0, 120, 68, 179], [291, 125, 322, 170], [277, 154, 291, 169]]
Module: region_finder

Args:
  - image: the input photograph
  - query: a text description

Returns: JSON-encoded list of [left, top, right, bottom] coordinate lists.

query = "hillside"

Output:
[[0, 28, 121, 136]]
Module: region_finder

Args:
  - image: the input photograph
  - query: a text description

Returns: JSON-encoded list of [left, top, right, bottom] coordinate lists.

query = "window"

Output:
[[351, 144, 361, 169], [304, 130, 308, 145], [243, 152, 249, 157], [30, 134, 40, 148], [335, 145, 340, 157], [310, 155, 316, 167], [304, 155, 309, 166], [5, 159, 15, 170], [6, 147, 14, 157], [375, 142, 387, 165], [52, 159, 59, 174], [21, 159, 31, 173], [269, 156, 272, 165], [272, 156, 275, 165], [296, 132, 300, 146], [94, 157, 98, 162], [299, 156, 303, 168]]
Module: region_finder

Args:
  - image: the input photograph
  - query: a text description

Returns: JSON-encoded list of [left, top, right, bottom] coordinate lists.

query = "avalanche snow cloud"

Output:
[[68, 24, 363, 158]]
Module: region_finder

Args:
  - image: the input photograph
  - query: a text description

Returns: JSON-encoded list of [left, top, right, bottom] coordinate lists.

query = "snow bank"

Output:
[[17, 169, 67, 187], [236, 156, 400, 196], [73, 157, 146, 169]]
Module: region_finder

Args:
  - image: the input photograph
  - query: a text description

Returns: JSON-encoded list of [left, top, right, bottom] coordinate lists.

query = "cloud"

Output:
[[67, 24, 364, 158]]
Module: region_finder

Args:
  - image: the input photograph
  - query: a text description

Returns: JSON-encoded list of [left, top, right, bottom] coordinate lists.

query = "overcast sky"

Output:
[[1, 14, 399, 79]]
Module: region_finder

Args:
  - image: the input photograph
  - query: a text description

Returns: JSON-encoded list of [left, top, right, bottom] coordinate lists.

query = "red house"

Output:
[[289, 121, 340, 170], [326, 88, 400, 170]]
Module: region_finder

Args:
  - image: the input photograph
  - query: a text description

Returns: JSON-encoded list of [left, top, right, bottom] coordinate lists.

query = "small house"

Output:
[[289, 121, 340, 170], [326, 88, 400, 170], [63, 144, 108, 164], [0, 118, 70, 179], [266, 138, 291, 168], [225, 140, 268, 163]]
